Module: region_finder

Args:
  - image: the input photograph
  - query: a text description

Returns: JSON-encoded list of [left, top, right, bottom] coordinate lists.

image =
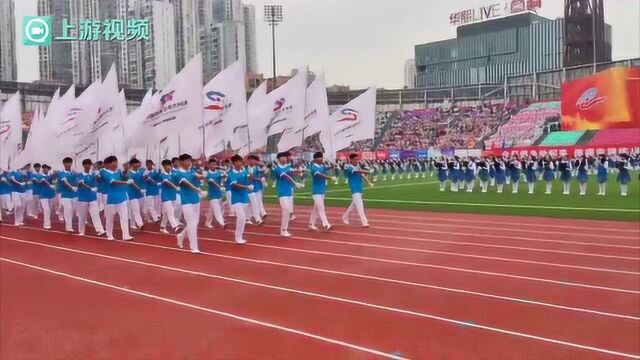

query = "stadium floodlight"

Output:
[[264, 5, 284, 90]]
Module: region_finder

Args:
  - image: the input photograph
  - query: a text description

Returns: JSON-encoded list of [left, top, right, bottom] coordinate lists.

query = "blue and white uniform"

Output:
[[100, 168, 131, 241], [0, 171, 13, 223], [247, 166, 267, 222], [159, 170, 180, 231], [144, 169, 161, 222], [309, 163, 331, 229], [596, 159, 608, 196], [38, 172, 55, 229], [273, 164, 296, 235], [56, 169, 77, 232], [127, 169, 146, 228], [76, 171, 105, 235], [543, 160, 555, 194], [174, 168, 202, 253], [617, 159, 631, 196], [342, 164, 369, 226], [204, 170, 225, 228], [228, 167, 251, 243]]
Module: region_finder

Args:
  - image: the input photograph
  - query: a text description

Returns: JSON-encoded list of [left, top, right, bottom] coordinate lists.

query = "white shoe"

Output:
[[307, 224, 318, 231], [191, 249, 201, 254], [122, 236, 134, 242], [290, 215, 297, 222], [43, 226, 52, 230], [204, 223, 213, 229], [324, 224, 333, 231], [107, 237, 115, 241], [281, 230, 292, 238], [160, 228, 170, 235], [235, 238, 247, 245], [362, 223, 370, 228], [177, 231, 186, 248], [342, 217, 350, 225]]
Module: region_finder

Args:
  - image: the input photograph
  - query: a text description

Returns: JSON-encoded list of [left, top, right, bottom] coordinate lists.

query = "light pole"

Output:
[[264, 4, 283, 91]]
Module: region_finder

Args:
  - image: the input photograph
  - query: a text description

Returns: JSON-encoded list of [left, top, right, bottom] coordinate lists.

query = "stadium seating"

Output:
[[486, 102, 561, 149], [539, 130, 586, 146], [588, 128, 640, 147]]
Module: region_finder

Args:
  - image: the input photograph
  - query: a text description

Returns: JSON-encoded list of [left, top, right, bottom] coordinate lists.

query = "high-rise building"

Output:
[[170, 0, 199, 72], [404, 59, 416, 89], [243, 4, 257, 72], [0, 0, 17, 81], [141, 0, 177, 89], [38, 0, 102, 85]]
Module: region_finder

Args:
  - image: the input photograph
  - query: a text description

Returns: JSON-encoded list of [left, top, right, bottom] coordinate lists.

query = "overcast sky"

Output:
[[14, 0, 640, 88]]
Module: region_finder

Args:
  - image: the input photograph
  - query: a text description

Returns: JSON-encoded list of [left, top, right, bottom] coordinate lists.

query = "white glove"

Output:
[[127, 179, 134, 184], [368, 169, 375, 174], [331, 177, 338, 182], [91, 187, 98, 192], [247, 185, 255, 192], [49, 184, 55, 190], [261, 178, 268, 186], [369, 183, 375, 188], [294, 182, 304, 189], [220, 187, 226, 193], [71, 187, 78, 192], [140, 189, 146, 196]]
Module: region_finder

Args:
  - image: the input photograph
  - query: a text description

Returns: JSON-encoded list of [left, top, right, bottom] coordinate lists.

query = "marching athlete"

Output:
[[308, 152, 334, 231], [273, 152, 304, 237], [38, 165, 55, 229], [76, 159, 106, 237], [174, 153, 205, 253], [596, 155, 608, 196], [57, 157, 77, 232], [143, 160, 161, 223], [159, 159, 183, 234], [227, 154, 254, 244], [342, 153, 371, 228], [204, 158, 226, 229], [126, 158, 146, 230], [100, 156, 133, 241]]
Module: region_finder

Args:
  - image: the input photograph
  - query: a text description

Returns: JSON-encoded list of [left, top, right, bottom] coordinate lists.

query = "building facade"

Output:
[[404, 59, 416, 89], [170, 0, 199, 72], [243, 4, 257, 72], [413, 13, 608, 89], [0, 0, 17, 81]]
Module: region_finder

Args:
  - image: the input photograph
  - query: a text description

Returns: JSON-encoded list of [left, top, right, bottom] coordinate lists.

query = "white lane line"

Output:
[[261, 223, 640, 257], [237, 229, 640, 275], [7, 225, 640, 294], [262, 206, 640, 233], [3, 235, 638, 321], [273, 210, 640, 244], [3, 256, 638, 360], [0, 258, 407, 360]]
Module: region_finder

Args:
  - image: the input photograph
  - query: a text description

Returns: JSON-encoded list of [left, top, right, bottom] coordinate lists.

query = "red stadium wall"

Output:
[[483, 145, 640, 158], [561, 67, 640, 130]]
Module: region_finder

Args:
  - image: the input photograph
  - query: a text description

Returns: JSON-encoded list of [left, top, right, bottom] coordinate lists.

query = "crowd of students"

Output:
[[0, 152, 373, 254]]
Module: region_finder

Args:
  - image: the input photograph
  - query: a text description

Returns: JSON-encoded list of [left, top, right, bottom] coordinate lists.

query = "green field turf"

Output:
[[263, 173, 640, 222]]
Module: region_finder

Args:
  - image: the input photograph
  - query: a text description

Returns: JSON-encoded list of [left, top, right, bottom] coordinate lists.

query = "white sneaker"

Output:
[[123, 236, 134, 242], [324, 224, 333, 231], [281, 230, 292, 238], [176, 231, 186, 248], [362, 223, 370, 228], [191, 249, 201, 254], [290, 215, 297, 222], [160, 228, 170, 235], [307, 224, 318, 231], [235, 238, 247, 245], [204, 223, 213, 229], [342, 217, 350, 225]]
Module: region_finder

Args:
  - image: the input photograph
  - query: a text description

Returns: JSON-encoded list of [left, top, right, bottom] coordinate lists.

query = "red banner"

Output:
[[483, 145, 640, 158], [561, 67, 640, 130]]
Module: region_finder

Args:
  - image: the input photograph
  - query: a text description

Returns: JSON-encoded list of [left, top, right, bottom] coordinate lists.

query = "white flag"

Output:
[[143, 54, 203, 145], [37, 86, 75, 167], [124, 89, 154, 160], [0, 92, 22, 169], [202, 60, 247, 156], [245, 81, 270, 154], [15, 105, 45, 167], [83, 64, 120, 144], [264, 67, 307, 151], [324, 87, 377, 159], [303, 75, 330, 138]]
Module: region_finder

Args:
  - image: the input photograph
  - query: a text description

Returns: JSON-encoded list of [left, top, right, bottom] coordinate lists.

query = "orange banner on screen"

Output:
[[561, 67, 640, 130]]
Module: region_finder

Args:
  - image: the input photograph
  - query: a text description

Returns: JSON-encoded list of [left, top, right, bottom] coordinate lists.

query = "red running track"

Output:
[[0, 206, 639, 360]]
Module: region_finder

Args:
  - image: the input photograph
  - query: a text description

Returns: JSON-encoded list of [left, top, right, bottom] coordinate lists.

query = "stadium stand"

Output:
[[486, 102, 561, 149], [588, 128, 640, 147]]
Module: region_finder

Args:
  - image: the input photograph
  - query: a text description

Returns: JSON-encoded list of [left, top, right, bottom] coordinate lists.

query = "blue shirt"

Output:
[[310, 163, 328, 195], [206, 170, 224, 200], [31, 172, 44, 196], [77, 171, 98, 202], [159, 172, 177, 202], [9, 171, 27, 193], [251, 166, 265, 192], [227, 168, 250, 204], [127, 169, 145, 200], [97, 171, 109, 194], [56, 170, 77, 199], [25, 172, 35, 191], [174, 168, 200, 205], [101, 169, 129, 205], [345, 164, 364, 194], [144, 170, 160, 196], [39, 174, 55, 199], [0, 172, 10, 195], [274, 164, 294, 198]]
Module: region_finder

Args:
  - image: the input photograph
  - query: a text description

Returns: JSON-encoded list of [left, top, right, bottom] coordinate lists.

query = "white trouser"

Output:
[[439, 181, 446, 191], [466, 180, 475, 192], [579, 183, 587, 195], [76, 200, 105, 235], [598, 183, 606, 195], [128, 198, 144, 228], [481, 181, 489, 193], [310, 194, 330, 228], [97, 192, 106, 211], [179, 203, 200, 252], [563, 182, 571, 194], [60, 197, 75, 232], [497, 183, 504, 193], [205, 199, 225, 227], [257, 190, 267, 216], [511, 181, 519, 193], [161, 200, 180, 229], [248, 192, 261, 221], [40, 198, 54, 228], [344, 193, 368, 225], [233, 202, 248, 242], [279, 196, 293, 232], [105, 202, 130, 240], [11, 192, 26, 225], [25, 190, 36, 217], [545, 182, 553, 194], [175, 194, 183, 221], [144, 195, 160, 222], [1, 193, 13, 212], [528, 182, 535, 194]]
